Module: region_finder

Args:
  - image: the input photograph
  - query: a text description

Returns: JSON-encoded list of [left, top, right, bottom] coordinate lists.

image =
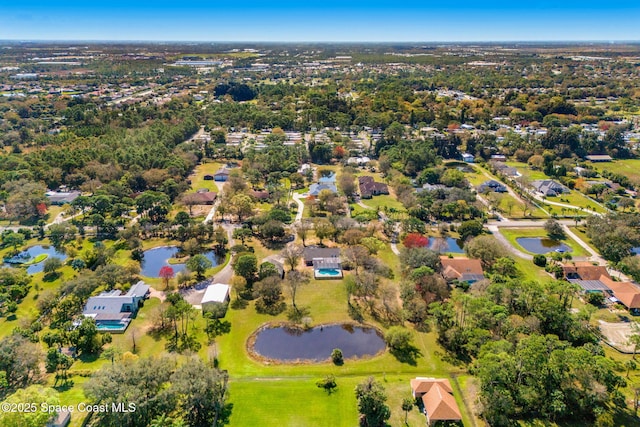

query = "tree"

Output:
[[457, 219, 484, 241], [159, 266, 175, 289], [0, 335, 43, 395], [317, 374, 338, 394], [259, 220, 286, 242], [338, 172, 356, 200], [344, 245, 373, 276], [296, 220, 312, 246], [385, 327, 413, 351], [230, 193, 254, 222], [3, 180, 48, 222], [233, 253, 258, 283], [361, 237, 385, 255], [401, 397, 414, 424], [43, 256, 63, 278], [0, 385, 60, 427], [464, 235, 506, 267], [314, 218, 335, 245], [331, 348, 344, 366], [285, 270, 310, 311], [186, 254, 212, 280], [544, 219, 566, 240], [281, 242, 303, 271], [253, 276, 285, 315], [2, 231, 24, 253], [232, 227, 253, 245], [629, 332, 640, 359], [171, 357, 230, 427], [402, 233, 429, 249], [355, 377, 391, 427], [230, 276, 247, 300], [48, 223, 77, 248]]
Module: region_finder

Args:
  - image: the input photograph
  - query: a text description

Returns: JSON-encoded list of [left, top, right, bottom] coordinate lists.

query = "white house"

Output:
[[201, 283, 231, 310]]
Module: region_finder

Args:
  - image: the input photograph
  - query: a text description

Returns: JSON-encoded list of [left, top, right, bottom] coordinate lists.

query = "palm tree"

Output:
[[150, 415, 173, 427]]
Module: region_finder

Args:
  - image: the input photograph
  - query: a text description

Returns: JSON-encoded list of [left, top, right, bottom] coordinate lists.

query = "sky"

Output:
[[1, 1, 640, 42]]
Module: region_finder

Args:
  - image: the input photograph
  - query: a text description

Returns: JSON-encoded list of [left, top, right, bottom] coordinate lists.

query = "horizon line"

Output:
[[2, 39, 640, 45]]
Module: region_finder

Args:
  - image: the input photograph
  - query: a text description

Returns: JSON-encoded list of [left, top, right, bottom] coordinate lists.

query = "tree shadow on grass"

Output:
[[389, 344, 422, 366], [230, 298, 248, 310]]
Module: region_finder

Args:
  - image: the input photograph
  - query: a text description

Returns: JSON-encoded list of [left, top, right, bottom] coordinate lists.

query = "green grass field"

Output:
[[187, 161, 222, 193], [592, 158, 640, 181]]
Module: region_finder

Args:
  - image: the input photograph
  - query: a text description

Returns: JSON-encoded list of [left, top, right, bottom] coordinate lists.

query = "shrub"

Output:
[[533, 254, 547, 267], [331, 348, 344, 365]]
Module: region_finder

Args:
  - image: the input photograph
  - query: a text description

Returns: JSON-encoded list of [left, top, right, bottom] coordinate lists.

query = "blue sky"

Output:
[[1, 1, 639, 42]]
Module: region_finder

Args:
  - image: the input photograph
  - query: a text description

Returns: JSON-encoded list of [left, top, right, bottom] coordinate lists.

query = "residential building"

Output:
[[461, 153, 474, 163], [213, 168, 230, 182], [585, 154, 613, 162], [309, 182, 338, 197], [562, 262, 611, 281], [83, 281, 150, 331], [201, 283, 231, 311], [531, 180, 569, 197], [477, 179, 507, 193], [303, 247, 341, 266], [410, 378, 462, 426], [440, 257, 485, 283], [46, 190, 81, 205], [358, 176, 389, 199]]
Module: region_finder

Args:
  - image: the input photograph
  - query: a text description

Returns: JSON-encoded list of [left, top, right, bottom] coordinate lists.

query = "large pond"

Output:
[[4, 245, 68, 274], [429, 237, 464, 254], [252, 324, 386, 362], [140, 246, 221, 278], [516, 237, 571, 254]]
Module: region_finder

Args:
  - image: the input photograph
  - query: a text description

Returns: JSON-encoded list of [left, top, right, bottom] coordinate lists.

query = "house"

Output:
[[491, 161, 520, 177], [213, 168, 230, 182], [46, 190, 81, 205], [83, 281, 150, 332], [203, 174, 214, 181], [585, 154, 613, 162], [308, 182, 338, 197], [47, 410, 71, 427], [416, 183, 446, 194], [303, 247, 341, 266], [201, 283, 231, 311], [600, 276, 640, 315], [358, 176, 389, 199], [531, 180, 569, 197], [490, 154, 507, 162], [251, 189, 270, 200], [477, 179, 507, 193], [562, 262, 611, 281], [461, 153, 474, 163], [440, 257, 484, 283], [410, 378, 462, 426], [189, 191, 217, 205]]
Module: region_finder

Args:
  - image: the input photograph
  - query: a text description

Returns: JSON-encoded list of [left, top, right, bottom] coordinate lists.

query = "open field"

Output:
[[592, 158, 640, 181], [187, 161, 222, 193]]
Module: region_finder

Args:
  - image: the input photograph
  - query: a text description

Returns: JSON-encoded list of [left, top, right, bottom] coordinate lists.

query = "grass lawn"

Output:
[[500, 227, 588, 257], [504, 161, 548, 181], [592, 158, 640, 181], [550, 192, 606, 214], [187, 161, 222, 193]]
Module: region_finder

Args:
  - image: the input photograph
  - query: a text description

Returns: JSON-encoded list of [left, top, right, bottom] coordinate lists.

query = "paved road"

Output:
[[292, 192, 305, 222], [486, 224, 533, 260]]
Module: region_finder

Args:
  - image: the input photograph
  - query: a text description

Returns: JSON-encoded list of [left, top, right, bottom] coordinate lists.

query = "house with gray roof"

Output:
[[83, 281, 150, 332], [477, 180, 507, 193], [531, 180, 569, 197], [309, 182, 338, 196]]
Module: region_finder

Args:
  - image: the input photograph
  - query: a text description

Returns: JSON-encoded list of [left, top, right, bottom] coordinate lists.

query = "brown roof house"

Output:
[[410, 378, 462, 426], [358, 176, 389, 199], [600, 276, 640, 315], [440, 256, 484, 284], [562, 262, 611, 281]]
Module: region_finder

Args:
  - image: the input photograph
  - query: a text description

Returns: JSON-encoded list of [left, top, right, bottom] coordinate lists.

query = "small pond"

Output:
[[140, 246, 222, 278], [516, 237, 571, 254], [429, 237, 464, 254], [4, 245, 68, 274], [252, 324, 386, 362]]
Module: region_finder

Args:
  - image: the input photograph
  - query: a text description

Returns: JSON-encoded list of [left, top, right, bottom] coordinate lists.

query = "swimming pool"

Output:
[[96, 320, 130, 333], [314, 268, 343, 279]]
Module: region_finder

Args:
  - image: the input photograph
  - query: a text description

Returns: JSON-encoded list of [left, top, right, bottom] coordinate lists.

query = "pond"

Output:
[[429, 237, 464, 254], [252, 324, 386, 362], [4, 245, 68, 274], [516, 237, 572, 254], [140, 246, 222, 278]]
